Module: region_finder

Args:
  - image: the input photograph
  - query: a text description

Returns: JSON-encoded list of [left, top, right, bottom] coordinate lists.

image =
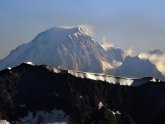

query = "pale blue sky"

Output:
[[0, 0, 165, 59]]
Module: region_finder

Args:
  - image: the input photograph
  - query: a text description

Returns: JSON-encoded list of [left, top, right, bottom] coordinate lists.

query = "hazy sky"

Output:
[[0, 0, 165, 59]]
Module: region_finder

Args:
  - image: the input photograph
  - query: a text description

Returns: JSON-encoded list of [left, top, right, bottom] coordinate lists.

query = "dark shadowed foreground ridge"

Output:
[[0, 63, 165, 124]]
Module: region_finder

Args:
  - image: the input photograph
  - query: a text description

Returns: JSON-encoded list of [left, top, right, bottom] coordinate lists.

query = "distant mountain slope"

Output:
[[0, 26, 164, 80], [111, 56, 165, 81], [0, 63, 165, 124], [106, 47, 125, 62]]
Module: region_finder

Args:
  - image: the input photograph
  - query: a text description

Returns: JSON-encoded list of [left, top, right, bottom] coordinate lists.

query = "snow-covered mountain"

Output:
[[112, 56, 165, 81], [0, 26, 164, 80], [0, 26, 124, 73]]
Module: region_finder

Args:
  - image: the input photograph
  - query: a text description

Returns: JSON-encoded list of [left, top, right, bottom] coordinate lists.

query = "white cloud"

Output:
[[100, 37, 134, 57], [58, 24, 94, 36], [78, 24, 94, 36], [139, 52, 165, 76], [100, 37, 114, 49], [124, 48, 134, 56], [96, 35, 165, 77]]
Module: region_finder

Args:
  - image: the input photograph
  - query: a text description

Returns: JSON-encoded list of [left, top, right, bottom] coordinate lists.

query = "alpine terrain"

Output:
[[0, 27, 113, 73], [0, 26, 164, 80], [0, 26, 165, 124]]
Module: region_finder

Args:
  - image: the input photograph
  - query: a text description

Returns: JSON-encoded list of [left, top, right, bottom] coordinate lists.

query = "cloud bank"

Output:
[[139, 52, 165, 76], [78, 24, 94, 36], [124, 48, 134, 56], [100, 37, 115, 50]]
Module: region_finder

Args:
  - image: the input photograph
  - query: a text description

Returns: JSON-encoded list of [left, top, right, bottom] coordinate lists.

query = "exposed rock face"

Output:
[[0, 64, 165, 124]]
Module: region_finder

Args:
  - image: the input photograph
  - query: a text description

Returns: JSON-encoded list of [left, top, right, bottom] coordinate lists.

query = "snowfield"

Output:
[[44, 65, 154, 87]]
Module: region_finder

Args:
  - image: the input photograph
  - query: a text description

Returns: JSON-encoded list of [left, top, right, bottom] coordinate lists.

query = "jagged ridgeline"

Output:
[[0, 63, 165, 124]]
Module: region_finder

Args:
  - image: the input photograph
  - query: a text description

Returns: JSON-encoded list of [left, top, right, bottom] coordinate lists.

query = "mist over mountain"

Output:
[[111, 56, 165, 81], [0, 26, 124, 73], [0, 26, 164, 81], [138, 49, 165, 78]]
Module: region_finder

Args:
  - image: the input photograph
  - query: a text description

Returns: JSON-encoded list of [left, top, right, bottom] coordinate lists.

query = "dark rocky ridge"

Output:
[[0, 63, 165, 124]]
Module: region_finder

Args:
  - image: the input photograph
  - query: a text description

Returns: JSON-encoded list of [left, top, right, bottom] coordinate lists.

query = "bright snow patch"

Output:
[[80, 95, 83, 99], [111, 111, 121, 116], [24, 62, 34, 66], [68, 70, 134, 86], [0, 120, 10, 124], [150, 78, 156, 82], [111, 111, 115, 115], [119, 78, 134, 86], [98, 102, 103, 109], [115, 111, 121, 115], [44, 67, 155, 87], [45, 65, 61, 73], [7, 67, 11, 70]]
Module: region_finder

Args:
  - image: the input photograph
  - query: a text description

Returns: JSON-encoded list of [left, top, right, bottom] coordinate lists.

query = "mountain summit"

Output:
[[0, 26, 164, 80], [0, 26, 113, 72]]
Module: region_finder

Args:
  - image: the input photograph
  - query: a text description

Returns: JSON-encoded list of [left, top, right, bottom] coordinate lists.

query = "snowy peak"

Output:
[[0, 26, 106, 72], [40, 26, 85, 35], [0, 26, 164, 81], [32, 26, 86, 45]]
